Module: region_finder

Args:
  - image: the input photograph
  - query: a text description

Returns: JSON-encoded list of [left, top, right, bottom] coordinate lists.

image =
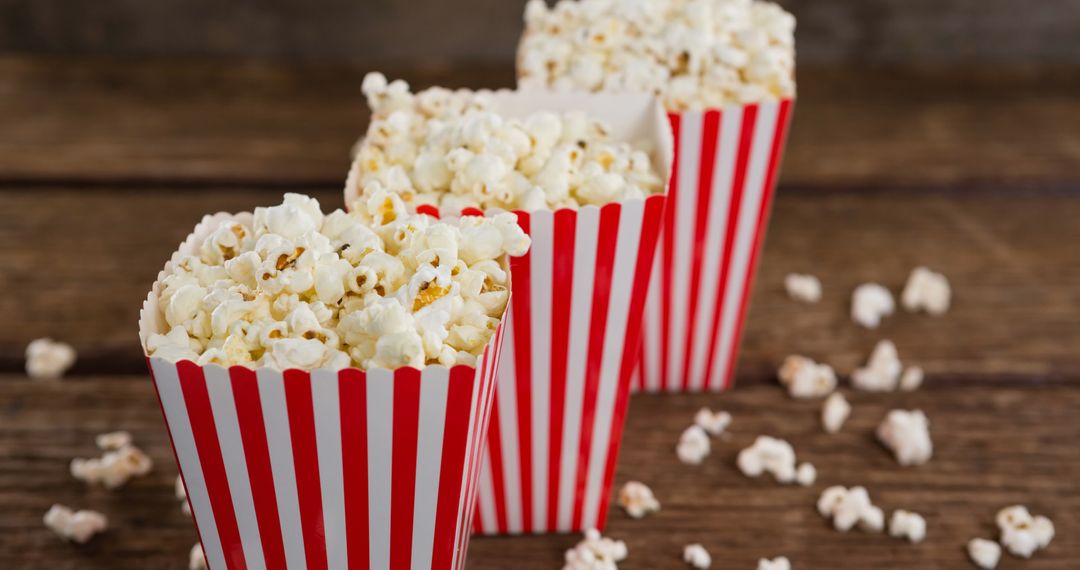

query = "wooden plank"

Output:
[[1, 56, 1078, 187], [0, 376, 1076, 568], [2, 187, 1079, 381]]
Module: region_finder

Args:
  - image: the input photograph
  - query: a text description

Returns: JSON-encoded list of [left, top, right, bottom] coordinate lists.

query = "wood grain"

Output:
[[1, 377, 1076, 568]]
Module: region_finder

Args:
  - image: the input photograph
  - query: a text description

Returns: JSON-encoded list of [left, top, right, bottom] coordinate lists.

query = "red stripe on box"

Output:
[[283, 370, 328, 570], [338, 369, 369, 567], [389, 368, 422, 569], [571, 204, 621, 529], [432, 366, 477, 569], [702, 105, 759, 390], [680, 110, 722, 390], [510, 211, 534, 534], [722, 100, 794, 390], [595, 195, 665, 527], [485, 398, 509, 533], [661, 112, 682, 391], [547, 208, 576, 530], [229, 367, 287, 570], [177, 361, 248, 570]]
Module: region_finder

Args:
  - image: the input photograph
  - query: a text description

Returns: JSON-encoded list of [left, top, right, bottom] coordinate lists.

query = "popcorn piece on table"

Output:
[[996, 505, 1054, 558], [737, 436, 811, 485], [784, 273, 821, 303], [176, 475, 192, 516], [757, 556, 791, 570], [563, 529, 628, 570], [817, 486, 884, 533], [694, 407, 732, 436], [851, 283, 894, 329], [795, 462, 816, 487], [899, 366, 924, 391], [821, 392, 851, 434], [901, 267, 951, 315], [876, 410, 933, 467], [95, 431, 132, 451], [517, 0, 796, 110], [25, 338, 76, 380], [71, 433, 154, 489], [43, 504, 107, 544], [677, 425, 711, 465], [617, 481, 660, 519], [190, 543, 208, 570], [851, 340, 902, 392], [888, 510, 927, 543], [682, 543, 711, 569], [777, 355, 836, 398], [967, 538, 1002, 569]]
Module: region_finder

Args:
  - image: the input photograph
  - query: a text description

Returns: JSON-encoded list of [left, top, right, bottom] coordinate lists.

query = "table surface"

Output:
[[1, 56, 1078, 569]]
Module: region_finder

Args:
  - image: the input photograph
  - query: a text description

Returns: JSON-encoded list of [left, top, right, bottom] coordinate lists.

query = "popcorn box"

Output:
[[635, 99, 794, 392], [347, 91, 672, 535], [139, 213, 507, 570]]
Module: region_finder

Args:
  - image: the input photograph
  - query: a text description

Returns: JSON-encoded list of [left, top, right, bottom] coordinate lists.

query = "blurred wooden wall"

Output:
[[1, 0, 1078, 64]]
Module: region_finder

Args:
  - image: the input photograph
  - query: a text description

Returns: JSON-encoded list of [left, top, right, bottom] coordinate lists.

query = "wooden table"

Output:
[[1, 56, 1078, 568]]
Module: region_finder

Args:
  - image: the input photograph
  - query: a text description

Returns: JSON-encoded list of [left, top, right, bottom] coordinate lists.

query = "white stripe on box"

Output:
[[557, 206, 600, 531], [667, 111, 704, 392], [411, 367, 449, 569], [366, 369, 394, 569], [643, 242, 663, 393], [476, 447, 498, 534], [311, 370, 346, 570], [203, 366, 266, 569], [256, 368, 306, 570], [528, 211, 553, 531], [495, 325, 523, 533], [581, 199, 644, 528], [151, 360, 226, 570]]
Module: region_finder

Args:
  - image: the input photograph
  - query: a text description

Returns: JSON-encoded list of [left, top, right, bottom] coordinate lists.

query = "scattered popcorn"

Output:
[[851, 340, 902, 392], [784, 273, 821, 303], [821, 392, 851, 434], [70, 433, 154, 489], [737, 436, 801, 484], [757, 556, 791, 570], [25, 338, 76, 380], [677, 425, 711, 465], [43, 504, 107, 544], [145, 193, 529, 371], [694, 407, 732, 435], [851, 283, 894, 329], [777, 355, 836, 398], [889, 510, 927, 543], [899, 366, 924, 391], [176, 475, 191, 516], [617, 481, 660, 519], [517, 0, 796, 110], [190, 543, 207, 570], [817, 486, 884, 533], [95, 431, 132, 451], [563, 529, 628, 570], [901, 267, 951, 315], [876, 409, 933, 467], [967, 538, 1001, 569], [795, 462, 816, 487], [996, 505, 1054, 558], [683, 543, 711, 568]]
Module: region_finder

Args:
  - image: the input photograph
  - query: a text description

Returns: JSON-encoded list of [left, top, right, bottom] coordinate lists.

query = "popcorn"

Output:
[[95, 431, 132, 451], [43, 504, 107, 544], [784, 273, 821, 303], [795, 462, 816, 487], [146, 193, 529, 371], [888, 510, 927, 543], [617, 481, 660, 519], [190, 543, 208, 570], [71, 433, 154, 489], [899, 366, 924, 391], [176, 475, 191, 516], [757, 557, 791, 570], [821, 392, 851, 434], [518, 0, 796, 110], [996, 505, 1054, 558], [25, 338, 76, 380], [563, 529, 628, 570], [693, 407, 732, 435], [683, 543, 711, 568], [876, 410, 933, 466], [851, 340, 902, 392], [901, 267, 951, 315], [817, 485, 884, 533], [851, 283, 894, 329], [777, 355, 836, 398], [967, 538, 1001, 569], [352, 75, 665, 212], [676, 425, 711, 465], [737, 436, 806, 484]]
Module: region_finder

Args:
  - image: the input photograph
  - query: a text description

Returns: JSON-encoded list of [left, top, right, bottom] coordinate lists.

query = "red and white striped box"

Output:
[[139, 213, 507, 570], [635, 99, 794, 393]]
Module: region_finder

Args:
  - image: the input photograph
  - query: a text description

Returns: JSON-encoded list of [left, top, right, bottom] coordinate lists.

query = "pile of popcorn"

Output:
[[517, 0, 796, 110], [353, 72, 665, 212], [563, 529, 628, 570], [145, 192, 529, 370]]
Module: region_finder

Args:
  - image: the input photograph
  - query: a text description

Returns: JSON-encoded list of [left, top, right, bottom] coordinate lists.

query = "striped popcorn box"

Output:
[[636, 99, 794, 393], [139, 214, 507, 570]]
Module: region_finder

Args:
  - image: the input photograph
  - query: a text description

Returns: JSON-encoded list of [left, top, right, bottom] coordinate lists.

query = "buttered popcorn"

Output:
[[145, 193, 529, 371], [517, 0, 795, 110], [353, 73, 665, 212]]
